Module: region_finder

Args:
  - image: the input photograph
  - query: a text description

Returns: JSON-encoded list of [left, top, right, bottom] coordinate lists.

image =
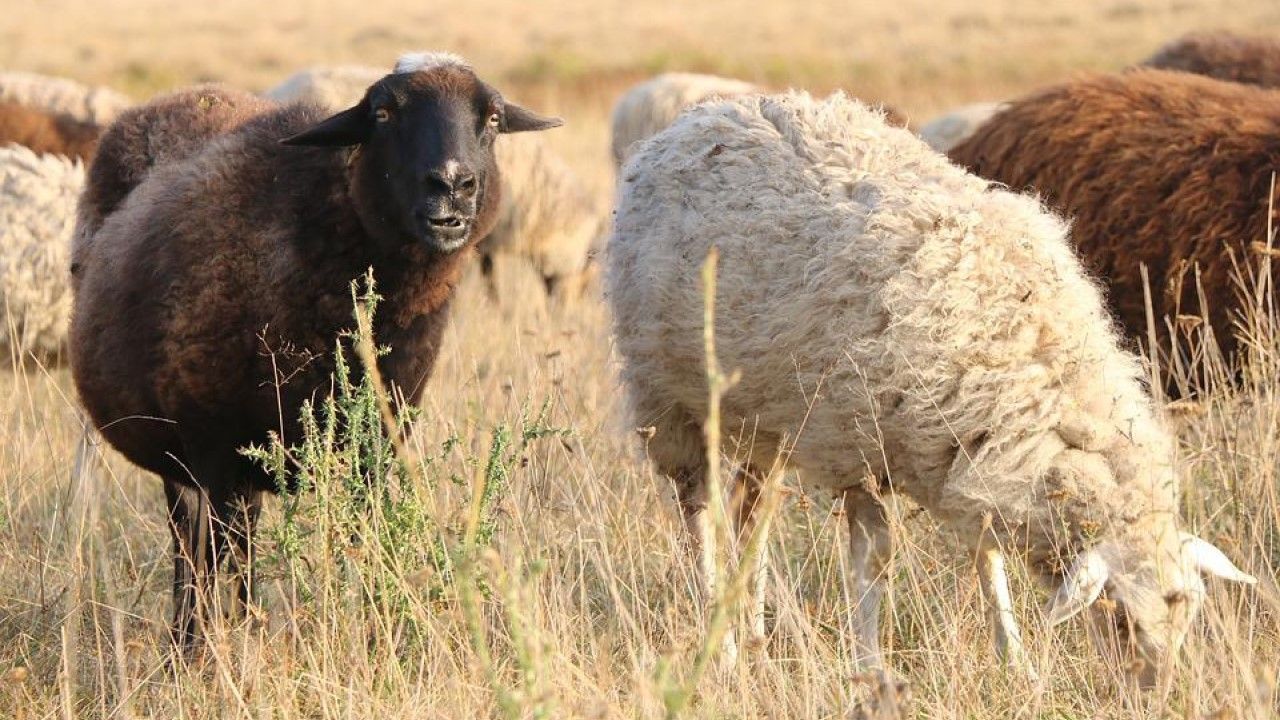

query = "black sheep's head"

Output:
[[282, 52, 562, 254]]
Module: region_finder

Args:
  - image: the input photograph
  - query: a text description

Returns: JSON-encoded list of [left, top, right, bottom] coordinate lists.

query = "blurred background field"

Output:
[[2, 1, 1280, 718], [7, 0, 1280, 198]]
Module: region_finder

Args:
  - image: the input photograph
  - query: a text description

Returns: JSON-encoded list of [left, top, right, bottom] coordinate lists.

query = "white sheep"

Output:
[[606, 90, 1254, 682], [484, 134, 601, 300], [609, 72, 761, 168], [261, 65, 384, 109], [917, 101, 1006, 153], [0, 144, 82, 363], [265, 65, 601, 300], [0, 71, 130, 125]]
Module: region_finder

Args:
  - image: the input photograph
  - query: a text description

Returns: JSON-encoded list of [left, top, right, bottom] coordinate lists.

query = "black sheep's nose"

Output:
[[424, 165, 477, 198], [455, 172, 478, 198]]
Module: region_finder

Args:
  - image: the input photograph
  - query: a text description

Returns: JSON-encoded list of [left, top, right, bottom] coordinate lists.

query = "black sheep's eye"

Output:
[[487, 111, 501, 128], [374, 107, 392, 123]]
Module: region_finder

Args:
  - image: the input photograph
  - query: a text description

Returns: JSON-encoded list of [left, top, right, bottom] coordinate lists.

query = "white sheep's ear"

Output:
[[1045, 549, 1110, 626], [1181, 533, 1257, 584]]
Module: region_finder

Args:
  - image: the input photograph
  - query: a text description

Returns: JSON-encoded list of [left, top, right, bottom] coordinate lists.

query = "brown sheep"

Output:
[[0, 101, 100, 161], [70, 52, 561, 651], [1142, 31, 1280, 88], [948, 69, 1280, 373]]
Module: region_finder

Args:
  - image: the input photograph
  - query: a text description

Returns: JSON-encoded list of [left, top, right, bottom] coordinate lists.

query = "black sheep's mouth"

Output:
[[429, 216, 466, 232], [423, 218, 474, 252]]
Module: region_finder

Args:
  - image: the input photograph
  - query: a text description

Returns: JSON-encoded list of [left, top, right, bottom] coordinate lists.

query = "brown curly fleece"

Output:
[[0, 100, 100, 161], [949, 69, 1280, 365], [1142, 31, 1280, 87], [76, 85, 270, 244]]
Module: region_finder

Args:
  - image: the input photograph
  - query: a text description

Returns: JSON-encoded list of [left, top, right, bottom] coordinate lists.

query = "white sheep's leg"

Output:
[[674, 463, 739, 668], [646, 404, 739, 670], [844, 487, 891, 671], [730, 462, 769, 651], [976, 541, 1037, 679]]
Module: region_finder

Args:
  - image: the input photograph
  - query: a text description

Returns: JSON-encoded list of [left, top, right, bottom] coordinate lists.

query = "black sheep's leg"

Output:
[[541, 273, 560, 299], [180, 437, 256, 630], [163, 477, 211, 655], [211, 488, 264, 619], [480, 252, 501, 302]]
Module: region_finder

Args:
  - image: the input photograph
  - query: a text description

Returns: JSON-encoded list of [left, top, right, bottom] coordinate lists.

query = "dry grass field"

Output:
[[3, 0, 1280, 717]]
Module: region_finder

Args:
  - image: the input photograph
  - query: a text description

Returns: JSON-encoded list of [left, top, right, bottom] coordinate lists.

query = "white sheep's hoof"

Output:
[[999, 648, 1039, 681], [1006, 658, 1039, 682], [715, 631, 740, 673]]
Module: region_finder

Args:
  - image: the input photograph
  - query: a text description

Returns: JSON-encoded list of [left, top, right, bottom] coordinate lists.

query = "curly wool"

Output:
[[393, 51, 471, 75], [949, 69, 1280, 364], [1141, 31, 1280, 87], [917, 101, 1006, 153], [0, 145, 82, 362], [608, 91, 1178, 570], [76, 85, 270, 257], [0, 101, 101, 162], [0, 72, 130, 125], [609, 73, 761, 168]]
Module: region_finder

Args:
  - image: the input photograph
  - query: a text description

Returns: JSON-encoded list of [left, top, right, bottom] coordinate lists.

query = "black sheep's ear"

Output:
[[280, 101, 373, 147], [501, 103, 563, 134]]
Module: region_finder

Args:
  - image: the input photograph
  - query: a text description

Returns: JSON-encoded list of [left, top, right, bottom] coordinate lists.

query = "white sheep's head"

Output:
[[1045, 530, 1255, 686]]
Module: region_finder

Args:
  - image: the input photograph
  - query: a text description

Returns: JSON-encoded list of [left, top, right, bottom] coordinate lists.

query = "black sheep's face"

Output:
[[282, 66, 562, 254]]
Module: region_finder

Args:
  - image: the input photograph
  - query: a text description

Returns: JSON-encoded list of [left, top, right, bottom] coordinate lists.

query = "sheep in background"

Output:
[[1142, 31, 1280, 87], [0, 145, 82, 363], [0, 71, 130, 125], [948, 69, 1280, 372], [484, 134, 602, 301], [0, 101, 101, 161], [266, 65, 601, 301], [608, 90, 1254, 683], [610, 72, 908, 169], [0, 86, 262, 367], [262, 65, 387, 108], [610, 72, 761, 168], [72, 52, 561, 651], [916, 101, 1006, 154]]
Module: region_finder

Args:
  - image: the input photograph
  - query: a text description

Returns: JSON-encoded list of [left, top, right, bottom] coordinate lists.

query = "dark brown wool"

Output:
[[949, 69, 1280, 365], [0, 101, 100, 161], [1142, 31, 1280, 88], [76, 85, 269, 247]]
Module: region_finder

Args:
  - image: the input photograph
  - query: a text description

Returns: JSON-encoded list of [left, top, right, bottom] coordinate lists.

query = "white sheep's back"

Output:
[[264, 66, 384, 110], [0, 145, 83, 360], [609, 91, 1164, 517], [0, 72, 130, 125], [610, 72, 760, 166]]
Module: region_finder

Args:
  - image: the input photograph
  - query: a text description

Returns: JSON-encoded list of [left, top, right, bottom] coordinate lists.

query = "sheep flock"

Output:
[[3, 23, 1280, 715]]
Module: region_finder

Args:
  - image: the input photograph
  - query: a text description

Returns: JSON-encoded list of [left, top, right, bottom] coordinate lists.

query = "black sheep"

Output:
[[70, 52, 561, 650]]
